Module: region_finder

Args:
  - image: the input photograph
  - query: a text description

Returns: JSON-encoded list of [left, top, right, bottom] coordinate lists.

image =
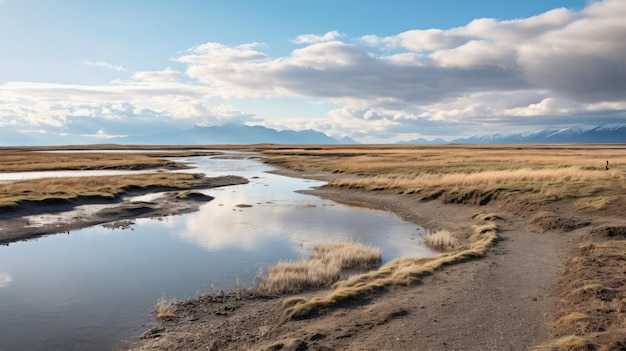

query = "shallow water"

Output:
[[0, 153, 433, 351]]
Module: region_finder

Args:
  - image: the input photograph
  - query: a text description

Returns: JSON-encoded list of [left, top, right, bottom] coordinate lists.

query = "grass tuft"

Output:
[[282, 214, 499, 319], [258, 241, 382, 295], [155, 293, 177, 321], [423, 229, 458, 252], [547, 335, 593, 351]]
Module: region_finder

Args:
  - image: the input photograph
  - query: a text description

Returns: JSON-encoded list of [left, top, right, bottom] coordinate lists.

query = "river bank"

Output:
[[129, 178, 581, 350], [0, 175, 248, 244]]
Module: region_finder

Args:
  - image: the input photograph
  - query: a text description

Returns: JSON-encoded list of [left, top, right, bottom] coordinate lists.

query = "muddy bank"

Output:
[[0, 175, 248, 245], [129, 183, 575, 351]]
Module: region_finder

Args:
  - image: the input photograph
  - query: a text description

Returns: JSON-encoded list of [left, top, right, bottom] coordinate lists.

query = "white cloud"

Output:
[[291, 30, 344, 44], [131, 68, 182, 82], [81, 60, 127, 72]]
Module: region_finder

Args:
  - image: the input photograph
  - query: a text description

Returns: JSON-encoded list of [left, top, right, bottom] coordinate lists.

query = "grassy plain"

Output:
[[258, 144, 626, 350]]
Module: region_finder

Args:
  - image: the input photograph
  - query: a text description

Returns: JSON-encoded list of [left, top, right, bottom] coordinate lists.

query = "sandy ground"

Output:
[[126, 168, 601, 351]]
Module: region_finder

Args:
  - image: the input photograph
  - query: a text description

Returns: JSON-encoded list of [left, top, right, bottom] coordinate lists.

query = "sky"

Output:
[[1, 0, 626, 145]]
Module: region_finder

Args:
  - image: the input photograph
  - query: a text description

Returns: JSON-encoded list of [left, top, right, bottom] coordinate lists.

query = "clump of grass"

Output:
[[282, 214, 499, 319], [258, 241, 382, 295], [544, 240, 626, 350], [546, 335, 592, 351], [554, 312, 591, 335], [155, 293, 177, 321], [423, 229, 458, 252]]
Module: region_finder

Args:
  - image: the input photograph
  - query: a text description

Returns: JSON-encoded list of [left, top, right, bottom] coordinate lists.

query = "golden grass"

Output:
[[261, 144, 626, 175], [546, 335, 592, 351], [155, 294, 177, 320], [261, 145, 626, 210], [423, 229, 458, 252], [545, 240, 626, 350], [329, 168, 616, 189], [258, 241, 382, 294], [282, 214, 499, 319], [0, 151, 183, 172], [0, 173, 215, 208]]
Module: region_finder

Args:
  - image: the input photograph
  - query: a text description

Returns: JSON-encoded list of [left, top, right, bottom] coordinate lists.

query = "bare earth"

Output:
[[127, 168, 611, 351]]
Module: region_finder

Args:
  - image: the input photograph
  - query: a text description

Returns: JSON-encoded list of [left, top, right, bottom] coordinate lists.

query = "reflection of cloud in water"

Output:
[[182, 202, 285, 251], [177, 170, 432, 259], [0, 272, 13, 288]]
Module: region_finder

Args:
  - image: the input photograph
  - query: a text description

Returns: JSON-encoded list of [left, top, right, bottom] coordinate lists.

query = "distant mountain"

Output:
[[113, 124, 359, 145], [400, 124, 626, 144], [398, 137, 448, 145]]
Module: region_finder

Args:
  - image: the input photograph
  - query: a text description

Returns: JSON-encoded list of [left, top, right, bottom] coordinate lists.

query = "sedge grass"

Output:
[[282, 214, 499, 319]]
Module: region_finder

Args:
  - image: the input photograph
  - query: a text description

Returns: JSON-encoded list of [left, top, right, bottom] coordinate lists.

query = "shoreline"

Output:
[[0, 175, 248, 245], [129, 175, 574, 351]]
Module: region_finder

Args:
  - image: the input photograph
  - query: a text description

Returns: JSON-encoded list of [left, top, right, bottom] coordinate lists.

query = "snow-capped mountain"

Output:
[[401, 125, 626, 144]]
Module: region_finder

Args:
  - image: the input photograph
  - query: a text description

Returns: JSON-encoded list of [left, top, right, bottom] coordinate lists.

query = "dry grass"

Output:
[[0, 151, 184, 172], [261, 144, 626, 174], [258, 241, 382, 294], [261, 145, 626, 210], [423, 229, 458, 252], [155, 294, 177, 320], [282, 214, 499, 319], [545, 240, 626, 350], [329, 167, 616, 189], [0, 173, 218, 208]]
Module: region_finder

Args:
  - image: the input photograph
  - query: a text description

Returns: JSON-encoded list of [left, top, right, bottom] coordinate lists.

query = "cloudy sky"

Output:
[[1, 0, 625, 144]]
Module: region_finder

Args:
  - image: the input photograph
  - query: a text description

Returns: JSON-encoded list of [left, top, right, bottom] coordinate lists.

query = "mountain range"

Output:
[[112, 124, 358, 145], [2, 123, 626, 146], [400, 125, 626, 144]]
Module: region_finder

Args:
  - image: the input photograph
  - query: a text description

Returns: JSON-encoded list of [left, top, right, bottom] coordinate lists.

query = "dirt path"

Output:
[[130, 186, 573, 351]]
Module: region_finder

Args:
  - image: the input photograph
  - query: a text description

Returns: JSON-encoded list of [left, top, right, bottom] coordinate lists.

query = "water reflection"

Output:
[[0, 153, 433, 351], [0, 169, 164, 183], [176, 172, 431, 260], [0, 272, 12, 287]]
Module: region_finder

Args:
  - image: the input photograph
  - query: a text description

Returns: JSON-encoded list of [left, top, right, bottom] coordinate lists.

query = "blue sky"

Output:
[[1, 0, 625, 144]]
